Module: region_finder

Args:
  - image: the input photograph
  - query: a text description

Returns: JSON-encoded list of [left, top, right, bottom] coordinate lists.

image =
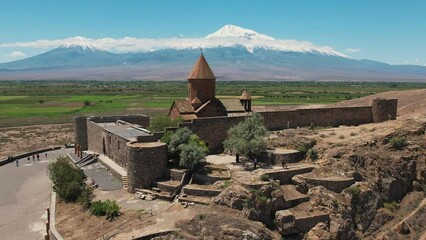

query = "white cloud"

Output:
[[346, 48, 360, 53], [0, 36, 346, 57], [9, 51, 26, 58], [403, 59, 426, 66]]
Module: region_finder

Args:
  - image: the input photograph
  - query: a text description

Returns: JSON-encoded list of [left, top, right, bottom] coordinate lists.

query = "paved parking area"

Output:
[[0, 148, 72, 240]]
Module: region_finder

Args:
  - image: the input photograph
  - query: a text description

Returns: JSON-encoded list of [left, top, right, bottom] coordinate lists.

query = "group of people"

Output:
[[13, 152, 48, 167]]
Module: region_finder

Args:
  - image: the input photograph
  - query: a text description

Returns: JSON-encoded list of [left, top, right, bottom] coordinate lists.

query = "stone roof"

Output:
[[173, 100, 195, 113], [220, 99, 245, 112], [191, 97, 202, 104], [188, 54, 216, 80], [240, 89, 252, 100]]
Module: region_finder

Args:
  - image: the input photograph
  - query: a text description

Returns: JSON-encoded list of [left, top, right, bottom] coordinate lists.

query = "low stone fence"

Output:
[[293, 174, 355, 193], [48, 191, 64, 240], [264, 166, 315, 184], [182, 185, 222, 197], [295, 213, 330, 233], [0, 146, 62, 167]]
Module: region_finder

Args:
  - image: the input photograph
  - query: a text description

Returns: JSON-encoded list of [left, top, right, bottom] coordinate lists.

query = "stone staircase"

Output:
[[265, 163, 330, 236], [121, 176, 128, 190], [135, 169, 190, 201]]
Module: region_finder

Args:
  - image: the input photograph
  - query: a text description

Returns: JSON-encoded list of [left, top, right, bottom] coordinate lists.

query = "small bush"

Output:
[[350, 132, 357, 136], [90, 200, 120, 220], [260, 174, 270, 182], [83, 100, 91, 106], [338, 135, 345, 139], [329, 131, 336, 136], [389, 137, 407, 150], [90, 200, 107, 216], [77, 186, 95, 210], [38, 99, 44, 104], [297, 145, 308, 155], [319, 134, 326, 138], [220, 180, 232, 189], [307, 149, 318, 160], [383, 201, 398, 212]]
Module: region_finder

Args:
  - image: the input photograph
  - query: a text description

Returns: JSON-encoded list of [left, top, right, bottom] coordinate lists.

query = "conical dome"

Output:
[[188, 54, 216, 80], [240, 89, 251, 100]]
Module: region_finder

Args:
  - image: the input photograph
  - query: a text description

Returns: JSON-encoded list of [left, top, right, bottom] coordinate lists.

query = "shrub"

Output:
[[220, 180, 232, 189], [48, 157, 86, 202], [260, 174, 270, 182], [338, 135, 345, 139], [90, 200, 121, 220], [77, 186, 95, 210], [90, 200, 107, 216], [297, 145, 308, 155], [167, 127, 193, 159], [350, 132, 357, 136], [383, 201, 398, 212], [389, 137, 407, 150], [307, 149, 318, 160], [38, 99, 44, 104], [319, 134, 326, 138], [83, 100, 91, 106]]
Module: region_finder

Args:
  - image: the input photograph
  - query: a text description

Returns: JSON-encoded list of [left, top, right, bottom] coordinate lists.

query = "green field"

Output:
[[0, 80, 425, 127]]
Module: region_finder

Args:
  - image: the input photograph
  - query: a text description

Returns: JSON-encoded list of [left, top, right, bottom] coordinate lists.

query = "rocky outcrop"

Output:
[[213, 184, 250, 210], [175, 213, 279, 240]]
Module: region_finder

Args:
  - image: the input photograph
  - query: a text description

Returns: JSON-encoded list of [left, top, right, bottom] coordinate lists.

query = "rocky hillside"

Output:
[[265, 117, 426, 239]]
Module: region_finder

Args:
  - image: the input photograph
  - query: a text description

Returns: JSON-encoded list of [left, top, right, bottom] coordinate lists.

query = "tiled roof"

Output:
[[188, 54, 216, 80], [220, 98, 246, 112], [174, 100, 194, 113], [240, 89, 252, 100]]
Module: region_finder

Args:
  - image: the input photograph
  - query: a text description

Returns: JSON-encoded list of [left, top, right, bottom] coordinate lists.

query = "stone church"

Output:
[[168, 53, 252, 120]]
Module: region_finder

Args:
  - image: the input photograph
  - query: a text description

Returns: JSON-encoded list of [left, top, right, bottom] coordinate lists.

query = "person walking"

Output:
[[36, 154, 40, 161], [15, 158, 19, 167], [253, 157, 258, 169], [27, 156, 30, 161], [45, 152, 48, 158], [32, 155, 35, 161]]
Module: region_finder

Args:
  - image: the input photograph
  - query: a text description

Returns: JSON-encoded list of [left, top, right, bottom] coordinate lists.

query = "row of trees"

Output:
[[160, 113, 268, 172]]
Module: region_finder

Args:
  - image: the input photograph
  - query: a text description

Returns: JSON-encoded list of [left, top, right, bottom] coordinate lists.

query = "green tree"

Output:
[[47, 156, 87, 202], [167, 127, 193, 159], [179, 135, 208, 171], [223, 113, 268, 160], [149, 116, 182, 132]]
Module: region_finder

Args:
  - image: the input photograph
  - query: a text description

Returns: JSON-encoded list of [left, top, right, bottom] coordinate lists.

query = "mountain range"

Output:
[[1, 25, 426, 82]]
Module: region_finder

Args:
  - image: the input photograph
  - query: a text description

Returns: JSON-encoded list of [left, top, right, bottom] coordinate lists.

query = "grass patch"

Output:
[[389, 137, 407, 150], [383, 201, 399, 212]]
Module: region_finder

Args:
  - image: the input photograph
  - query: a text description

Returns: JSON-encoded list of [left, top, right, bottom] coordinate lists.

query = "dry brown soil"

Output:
[[0, 123, 73, 159]]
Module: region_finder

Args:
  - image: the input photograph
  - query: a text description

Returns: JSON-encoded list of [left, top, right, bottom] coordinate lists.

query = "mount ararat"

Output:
[[1, 25, 425, 81]]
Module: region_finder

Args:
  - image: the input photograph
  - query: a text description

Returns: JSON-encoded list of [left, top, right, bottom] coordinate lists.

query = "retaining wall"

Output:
[[0, 146, 62, 167]]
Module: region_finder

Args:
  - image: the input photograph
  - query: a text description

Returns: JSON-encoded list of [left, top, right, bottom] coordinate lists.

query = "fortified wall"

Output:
[[74, 114, 168, 191], [177, 98, 397, 152]]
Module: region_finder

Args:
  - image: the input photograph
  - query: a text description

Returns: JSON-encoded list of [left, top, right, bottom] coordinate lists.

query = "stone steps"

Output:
[[121, 176, 128, 190], [275, 202, 329, 236], [155, 180, 181, 193], [281, 184, 309, 208]]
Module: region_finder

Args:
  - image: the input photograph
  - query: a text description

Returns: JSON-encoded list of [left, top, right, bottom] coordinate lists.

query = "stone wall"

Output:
[[371, 98, 398, 123], [74, 116, 88, 150], [88, 114, 150, 127], [86, 121, 107, 155], [293, 174, 356, 193], [75, 114, 149, 150], [178, 104, 393, 152], [126, 142, 168, 192]]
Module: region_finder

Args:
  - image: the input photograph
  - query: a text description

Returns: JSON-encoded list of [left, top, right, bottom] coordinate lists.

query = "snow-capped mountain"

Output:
[[206, 24, 275, 40], [59, 36, 100, 52], [0, 25, 425, 81]]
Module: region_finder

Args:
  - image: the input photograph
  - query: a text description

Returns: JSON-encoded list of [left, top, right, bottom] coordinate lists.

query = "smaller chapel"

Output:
[[169, 53, 252, 121]]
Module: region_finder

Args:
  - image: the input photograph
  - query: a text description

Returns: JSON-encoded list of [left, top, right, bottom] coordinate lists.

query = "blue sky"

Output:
[[0, 0, 425, 65]]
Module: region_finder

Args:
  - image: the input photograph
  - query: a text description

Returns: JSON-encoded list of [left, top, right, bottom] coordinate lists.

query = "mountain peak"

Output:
[[59, 36, 99, 51], [205, 24, 275, 40]]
